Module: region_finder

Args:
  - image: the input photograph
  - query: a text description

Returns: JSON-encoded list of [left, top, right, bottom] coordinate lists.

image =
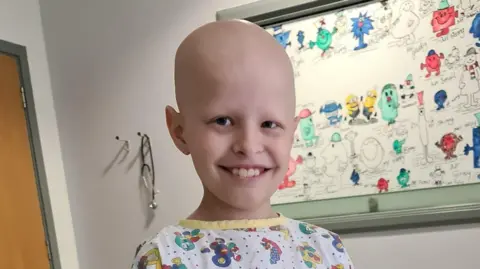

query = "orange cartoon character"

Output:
[[431, 0, 458, 37], [278, 155, 303, 189]]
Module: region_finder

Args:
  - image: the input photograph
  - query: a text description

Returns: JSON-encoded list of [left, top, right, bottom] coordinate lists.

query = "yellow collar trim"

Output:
[[178, 214, 286, 230]]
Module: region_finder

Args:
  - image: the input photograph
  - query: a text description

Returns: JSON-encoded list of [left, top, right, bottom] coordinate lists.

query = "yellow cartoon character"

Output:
[[297, 242, 322, 268], [345, 94, 360, 123], [331, 264, 345, 269], [362, 89, 377, 121], [137, 248, 161, 269]]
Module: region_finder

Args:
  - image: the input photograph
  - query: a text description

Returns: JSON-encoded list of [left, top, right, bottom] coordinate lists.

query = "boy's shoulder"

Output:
[[131, 218, 353, 268]]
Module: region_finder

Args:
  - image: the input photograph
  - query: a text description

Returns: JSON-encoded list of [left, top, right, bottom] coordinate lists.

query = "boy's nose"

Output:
[[232, 129, 264, 157]]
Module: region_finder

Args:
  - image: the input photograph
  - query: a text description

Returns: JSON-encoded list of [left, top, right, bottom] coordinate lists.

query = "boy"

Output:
[[131, 19, 355, 268]]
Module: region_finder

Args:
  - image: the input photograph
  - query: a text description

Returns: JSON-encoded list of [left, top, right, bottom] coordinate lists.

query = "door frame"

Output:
[[0, 39, 61, 269]]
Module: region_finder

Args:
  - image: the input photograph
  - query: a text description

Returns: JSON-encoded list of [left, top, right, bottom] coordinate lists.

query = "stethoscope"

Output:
[[138, 132, 158, 209]]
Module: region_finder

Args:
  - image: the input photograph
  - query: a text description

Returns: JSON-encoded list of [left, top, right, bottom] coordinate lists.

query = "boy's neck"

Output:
[[187, 191, 278, 222]]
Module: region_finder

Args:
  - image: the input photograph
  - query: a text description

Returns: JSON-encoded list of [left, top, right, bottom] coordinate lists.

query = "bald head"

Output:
[[173, 20, 295, 112]]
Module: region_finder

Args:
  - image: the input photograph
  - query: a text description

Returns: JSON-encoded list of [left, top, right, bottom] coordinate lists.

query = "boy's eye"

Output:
[[261, 121, 278, 129], [215, 117, 232, 126]]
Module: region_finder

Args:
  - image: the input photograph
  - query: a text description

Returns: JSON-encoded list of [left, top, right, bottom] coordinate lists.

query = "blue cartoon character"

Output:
[[434, 90, 448, 110], [299, 222, 318, 234], [174, 229, 204, 251], [397, 168, 410, 188], [297, 242, 323, 268], [351, 12, 374, 51], [350, 166, 360, 185], [464, 112, 480, 168], [261, 238, 282, 264], [378, 83, 399, 125], [320, 101, 342, 126], [309, 18, 338, 57], [298, 108, 319, 147], [471, 13, 480, 47], [201, 238, 241, 267], [297, 30, 305, 50], [321, 232, 344, 253], [272, 25, 291, 49], [162, 258, 187, 269]]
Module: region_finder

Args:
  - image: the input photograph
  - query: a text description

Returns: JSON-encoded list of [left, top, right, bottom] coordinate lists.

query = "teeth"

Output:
[[230, 168, 262, 178]]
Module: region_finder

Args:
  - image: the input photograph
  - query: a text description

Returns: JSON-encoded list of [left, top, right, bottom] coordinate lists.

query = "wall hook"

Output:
[[115, 136, 130, 152]]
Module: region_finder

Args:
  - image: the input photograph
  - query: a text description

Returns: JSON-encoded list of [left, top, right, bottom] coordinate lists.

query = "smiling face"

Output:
[[168, 20, 298, 212]]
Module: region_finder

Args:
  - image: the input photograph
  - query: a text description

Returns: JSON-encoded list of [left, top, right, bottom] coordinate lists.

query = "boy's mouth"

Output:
[[219, 166, 271, 179]]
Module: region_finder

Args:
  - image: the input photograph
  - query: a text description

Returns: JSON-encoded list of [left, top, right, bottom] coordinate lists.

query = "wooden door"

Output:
[[0, 53, 51, 269]]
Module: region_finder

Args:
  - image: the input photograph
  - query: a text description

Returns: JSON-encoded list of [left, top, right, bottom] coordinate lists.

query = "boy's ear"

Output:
[[165, 105, 190, 155]]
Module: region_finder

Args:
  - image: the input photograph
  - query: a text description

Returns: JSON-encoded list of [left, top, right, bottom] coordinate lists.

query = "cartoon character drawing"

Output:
[[299, 222, 318, 235], [319, 133, 348, 180], [459, 47, 480, 107], [174, 229, 204, 251], [377, 178, 389, 193], [393, 138, 406, 154], [350, 166, 360, 185], [378, 83, 399, 125], [137, 248, 162, 269], [470, 13, 480, 47], [162, 258, 187, 269], [334, 11, 349, 35], [417, 91, 434, 164], [399, 74, 416, 106], [278, 155, 303, 189], [272, 25, 291, 49], [430, 165, 446, 185], [397, 168, 411, 188], [298, 108, 319, 147], [297, 242, 323, 268], [304, 152, 317, 171], [320, 101, 343, 126], [419, 0, 435, 17], [420, 49, 444, 78], [351, 12, 374, 50], [390, 0, 420, 45], [445, 46, 460, 69], [435, 132, 463, 159], [361, 89, 377, 120], [345, 94, 361, 123], [260, 238, 282, 264], [431, 0, 458, 37], [297, 30, 305, 50], [464, 112, 480, 168], [201, 238, 241, 268], [434, 90, 448, 110], [309, 19, 337, 57]]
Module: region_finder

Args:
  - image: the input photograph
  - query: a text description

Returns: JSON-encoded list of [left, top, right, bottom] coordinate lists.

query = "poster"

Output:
[[268, 0, 480, 205]]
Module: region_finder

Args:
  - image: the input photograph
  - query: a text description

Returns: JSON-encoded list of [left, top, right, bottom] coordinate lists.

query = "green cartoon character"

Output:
[[396, 168, 410, 188], [378, 83, 399, 125], [309, 18, 337, 57], [298, 108, 319, 147], [393, 139, 406, 154], [174, 229, 204, 251]]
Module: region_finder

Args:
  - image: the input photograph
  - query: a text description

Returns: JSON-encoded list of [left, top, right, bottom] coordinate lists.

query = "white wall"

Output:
[[38, 0, 480, 269], [0, 0, 79, 269]]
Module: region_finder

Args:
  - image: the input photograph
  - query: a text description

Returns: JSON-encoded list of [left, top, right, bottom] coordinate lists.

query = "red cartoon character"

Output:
[[420, 49, 444, 78], [431, 0, 458, 37], [377, 178, 389, 193], [435, 132, 463, 160], [278, 155, 303, 189]]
